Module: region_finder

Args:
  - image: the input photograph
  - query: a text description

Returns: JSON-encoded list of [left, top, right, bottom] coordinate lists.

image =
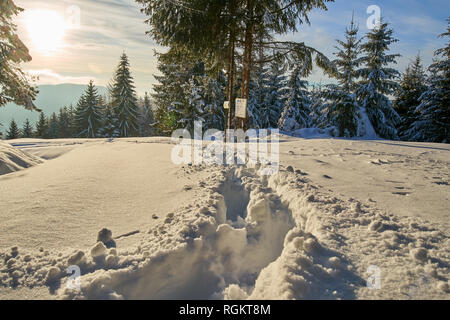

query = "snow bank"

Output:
[[0, 141, 42, 175], [1, 162, 447, 300], [0, 138, 448, 300]]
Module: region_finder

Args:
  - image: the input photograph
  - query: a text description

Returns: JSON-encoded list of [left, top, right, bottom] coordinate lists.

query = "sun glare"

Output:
[[24, 10, 67, 55]]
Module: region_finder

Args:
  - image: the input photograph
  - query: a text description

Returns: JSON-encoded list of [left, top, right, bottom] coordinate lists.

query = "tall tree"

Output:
[[322, 17, 362, 137], [137, 92, 155, 137], [75, 80, 103, 138], [0, 0, 38, 113], [111, 53, 139, 137], [22, 118, 33, 138], [47, 113, 59, 139], [394, 54, 428, 139], [58, 106, 74, 138], [6, 119, 20, 140], [405, 19, 450, 143], [137, 0, 335, 129], [357, 19, 402, 139], [260, 59, 287, 128], [279, 66, 311, 132], [35, 112, 48, 139]]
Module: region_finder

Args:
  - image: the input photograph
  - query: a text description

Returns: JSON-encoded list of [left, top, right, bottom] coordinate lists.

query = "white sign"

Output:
[[223, 101, 230, 110], [235, 98, 247, 119]]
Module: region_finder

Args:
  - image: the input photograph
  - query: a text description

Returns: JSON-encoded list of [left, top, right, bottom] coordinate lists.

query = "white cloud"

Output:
[[27, 69, 96, 85]]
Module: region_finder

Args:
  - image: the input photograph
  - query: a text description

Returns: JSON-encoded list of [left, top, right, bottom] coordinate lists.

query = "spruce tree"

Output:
[[357, 19, 402, 139], [6, 119, 20, 140], [394, 54, 427, 139], [0, 0, 38, 110], [58, 106, 73, 138], [74, 80, 103, 138], [201, 73, 226, 131], [22, 118, 33, 138], [152, 60, 184, 135], [179, 77, 206, 134], [322, 17, 362, 137], [137, 92, 155, 137], [47, 113, 59, 139], [405, 18, 450, 143], [111, 53, 139, 137], [279, 66, 311, 132], [35, 112, 48, 138], [100, 105, 120, 138], [260, 59, 287, 128]]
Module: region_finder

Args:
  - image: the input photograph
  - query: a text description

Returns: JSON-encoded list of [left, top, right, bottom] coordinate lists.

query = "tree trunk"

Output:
[[240, 0, 255, 131]]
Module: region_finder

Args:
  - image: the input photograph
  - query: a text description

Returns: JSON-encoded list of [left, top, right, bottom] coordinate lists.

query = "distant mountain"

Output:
[[0, 84, 108, 131]]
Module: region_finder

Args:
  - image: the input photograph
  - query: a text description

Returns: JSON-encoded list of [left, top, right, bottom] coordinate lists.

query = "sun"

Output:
[[24, 10, 67, 55]]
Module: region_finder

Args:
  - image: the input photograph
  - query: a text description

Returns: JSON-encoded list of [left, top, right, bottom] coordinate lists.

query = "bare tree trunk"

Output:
[[240, 0, 255, 131]]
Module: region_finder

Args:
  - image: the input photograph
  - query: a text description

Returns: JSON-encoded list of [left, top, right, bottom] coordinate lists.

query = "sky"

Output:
[[13, 0, 450, 97]]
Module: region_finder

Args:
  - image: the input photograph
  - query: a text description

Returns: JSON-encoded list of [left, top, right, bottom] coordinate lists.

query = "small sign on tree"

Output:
[[235, 98, 247, 119], [223, 101, 230, 109]]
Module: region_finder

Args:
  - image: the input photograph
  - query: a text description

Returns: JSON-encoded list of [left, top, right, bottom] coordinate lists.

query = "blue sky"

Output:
[[14, 0, 450, 96]]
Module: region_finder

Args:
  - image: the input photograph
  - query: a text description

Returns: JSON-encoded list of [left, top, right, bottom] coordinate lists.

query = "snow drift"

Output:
[[0, 141, 42, 176]]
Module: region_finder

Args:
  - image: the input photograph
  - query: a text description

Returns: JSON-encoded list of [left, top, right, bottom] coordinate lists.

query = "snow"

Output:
[[0, 136, 449, 299], [0, 140, 42, 175]]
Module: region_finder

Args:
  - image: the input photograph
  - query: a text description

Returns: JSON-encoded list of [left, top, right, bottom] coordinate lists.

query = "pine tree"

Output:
[[35, 112, 48, 138], [322, 17, 362, 137], [111, 53, 139, 137], [152, 61, 184, 135], [137, 92, 155, 137], [394, 54, 428, 139], [0, 0, 38, 111], [260, 59, 287, 128], [201, 73, 226, 131], [248, 55, 270, 129], [22, 118, 33, 138], [178, 77, 206, 134], [279, 66, 311, 132], [47, 113, 59, 139], [405, 18, 450, 143], [6, 119, 20, 139], [75, 80, 103, 138], [100, 105, 120, 138], [357, 19, 402, 139], [57, 106, 73, 138]]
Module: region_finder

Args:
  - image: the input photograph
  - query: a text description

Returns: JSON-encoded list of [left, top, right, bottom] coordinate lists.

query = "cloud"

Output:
[[27, 69, 96, 85]]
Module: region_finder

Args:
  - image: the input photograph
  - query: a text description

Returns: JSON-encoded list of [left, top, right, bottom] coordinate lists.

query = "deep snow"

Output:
[[0, 136, 448, 299]]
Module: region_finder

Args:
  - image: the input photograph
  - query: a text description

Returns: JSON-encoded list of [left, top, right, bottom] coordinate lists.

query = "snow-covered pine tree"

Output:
[[152, 61, 184, 136], [260, 59, 287, 128], [22, 118, 33, 138], [57, 106, 73, 138], [357, 19, 402, 139], [35, 112, 48, 138], [279, 66, 311, 132], [201, 72, 226, 131], [322, 17, 362, 137], [0, 0, 38, 111], [405, 19, 450, 143], [393, 54, 427, 139], [75, 80, 103, 138], [309, 84, 328, 128], [100, 105, 120, 138], [74, 80, 103, 138], [110, 53, 139, 137], [178, 76, 206, 134], [47, 113, 59, 139], [6, 119, 20, 140], [137, 92, 155, 137]]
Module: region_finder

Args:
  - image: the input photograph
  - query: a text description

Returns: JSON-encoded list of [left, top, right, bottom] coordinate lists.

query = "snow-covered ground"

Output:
[[0, 136, 448, 300]]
